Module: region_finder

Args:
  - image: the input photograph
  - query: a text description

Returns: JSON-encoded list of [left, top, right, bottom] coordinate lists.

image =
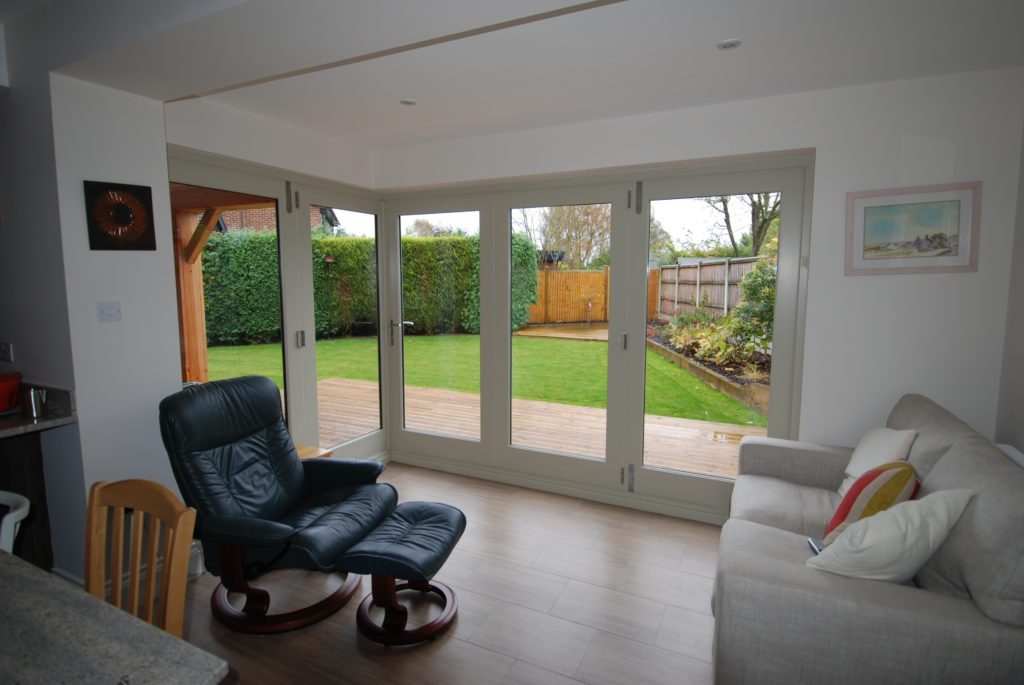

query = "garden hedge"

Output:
[[202, 231, 538, 344]]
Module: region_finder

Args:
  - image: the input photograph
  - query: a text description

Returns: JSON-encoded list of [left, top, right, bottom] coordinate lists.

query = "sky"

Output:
[[331, 195, 763, 250]]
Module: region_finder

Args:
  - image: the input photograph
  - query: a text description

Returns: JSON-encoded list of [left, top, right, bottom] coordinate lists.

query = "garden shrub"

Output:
[[461, 233, 537, 334], [732, 259, 776, 342], [203, 231, 284, 344], [313, 237, 379, 337], [203, 231, 538, 344], [400, 236, 478, 334]]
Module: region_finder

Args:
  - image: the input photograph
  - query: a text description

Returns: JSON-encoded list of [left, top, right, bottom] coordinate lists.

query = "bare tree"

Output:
[[747, 192, 781, 256], [704, 193, 781, 257], [706, 196, 740, 256], [543, 204, 611, 268]]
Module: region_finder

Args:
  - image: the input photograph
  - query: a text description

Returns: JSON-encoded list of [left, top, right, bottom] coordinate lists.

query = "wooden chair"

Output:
[[85, 479, 197, 638]]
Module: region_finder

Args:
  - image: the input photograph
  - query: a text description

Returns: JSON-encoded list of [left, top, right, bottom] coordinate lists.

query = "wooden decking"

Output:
[[514, 324, 609, 341], [316, 378, 764, 478]]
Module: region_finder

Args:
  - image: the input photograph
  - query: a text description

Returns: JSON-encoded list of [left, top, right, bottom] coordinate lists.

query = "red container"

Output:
[[0, 372, 22, 412]]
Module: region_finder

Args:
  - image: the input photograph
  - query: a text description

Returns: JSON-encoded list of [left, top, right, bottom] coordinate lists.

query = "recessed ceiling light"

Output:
[[716, 39, 742, 50], [399, 98, 418, 106]]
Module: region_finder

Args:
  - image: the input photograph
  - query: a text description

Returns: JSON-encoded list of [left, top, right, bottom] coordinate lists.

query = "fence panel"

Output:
[[527, 267, 609, 324], [655, 257, 760, 321]]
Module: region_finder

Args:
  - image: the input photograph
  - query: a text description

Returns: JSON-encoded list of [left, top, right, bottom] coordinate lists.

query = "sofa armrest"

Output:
[[714, 552, 1024, 684], [738, 436, 852, 490], [302, 457, 385, 492]]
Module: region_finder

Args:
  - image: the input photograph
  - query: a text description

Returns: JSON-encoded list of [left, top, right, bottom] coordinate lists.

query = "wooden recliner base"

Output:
[[211, 544, 360, 634], [355, 575, 458, 646]]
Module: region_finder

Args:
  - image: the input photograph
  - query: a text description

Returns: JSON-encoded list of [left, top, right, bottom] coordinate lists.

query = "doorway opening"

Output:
[[169, 182, 287, 414]]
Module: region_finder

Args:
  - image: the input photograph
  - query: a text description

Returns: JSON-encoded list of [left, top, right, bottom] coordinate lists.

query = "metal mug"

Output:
[[22, 387, 47, 419]]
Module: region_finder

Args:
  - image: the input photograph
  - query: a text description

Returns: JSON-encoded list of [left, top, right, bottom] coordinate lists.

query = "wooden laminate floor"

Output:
[[183, 463, 719, 685]]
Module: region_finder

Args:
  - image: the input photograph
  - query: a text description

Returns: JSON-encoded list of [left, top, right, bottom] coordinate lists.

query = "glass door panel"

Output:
[[398, 211, 481, 441], [307, 204, 382, 449], [642, 194, 777, 479], [510, 204, 611, 460]]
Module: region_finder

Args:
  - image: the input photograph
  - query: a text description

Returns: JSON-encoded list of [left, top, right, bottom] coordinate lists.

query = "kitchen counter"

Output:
[[0, 551, 229, 684], [0, 385, 76, 439]]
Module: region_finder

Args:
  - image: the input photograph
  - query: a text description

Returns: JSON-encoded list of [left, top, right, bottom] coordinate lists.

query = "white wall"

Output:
[[50, 73, 182, 497], [0, 8, 84, 577], [0, 0, 241, 579], [165, 97, 376, 188], [996, 118, 1024, 448], [366, 68, 1024, 445]]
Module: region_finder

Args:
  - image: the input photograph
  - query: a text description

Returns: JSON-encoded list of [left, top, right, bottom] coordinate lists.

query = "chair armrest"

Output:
[[199, 516, 295, 547], [714, 551, 1024, 684], [302, 457, 385, 492], [738, 436, 852, 490]]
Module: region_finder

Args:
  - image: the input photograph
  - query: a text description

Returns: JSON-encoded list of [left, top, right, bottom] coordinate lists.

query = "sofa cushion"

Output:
[[886, 394, 977, 478], [917, 435, 1024, 626], [838, 428, 917, 496], [825, 461, 920, 545], [730, 475, 840, 538], [809, 489, 971, 583]]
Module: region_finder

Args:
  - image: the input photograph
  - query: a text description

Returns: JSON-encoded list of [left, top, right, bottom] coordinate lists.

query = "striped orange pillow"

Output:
[[824, 462, 920, 545]]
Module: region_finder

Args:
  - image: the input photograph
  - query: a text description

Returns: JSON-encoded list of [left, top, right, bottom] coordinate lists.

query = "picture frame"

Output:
[[845, 181, 981, 276], [83, 180, 156, 251]]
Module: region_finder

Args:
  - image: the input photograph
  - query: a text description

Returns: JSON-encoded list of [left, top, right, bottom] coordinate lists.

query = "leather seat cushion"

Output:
[[730, 474, 840, 538], [339, 502, 467, 581], [282, 483, 398, 570]]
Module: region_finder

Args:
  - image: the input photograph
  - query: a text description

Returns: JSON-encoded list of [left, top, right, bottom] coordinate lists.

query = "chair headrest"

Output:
[[159, 376, 283, 456]]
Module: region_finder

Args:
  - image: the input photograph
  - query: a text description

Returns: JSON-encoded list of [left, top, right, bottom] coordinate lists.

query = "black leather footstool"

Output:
[[339, 501, 466, 645]]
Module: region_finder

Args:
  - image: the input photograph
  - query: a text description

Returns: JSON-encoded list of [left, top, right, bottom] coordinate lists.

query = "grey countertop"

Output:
[[0, 552, 228, 685], [0, 384, 76, 440]]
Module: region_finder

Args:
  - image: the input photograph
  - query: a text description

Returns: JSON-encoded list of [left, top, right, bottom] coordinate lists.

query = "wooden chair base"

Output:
[[212, 569, 360, 634], [356, 576, 458, 646]]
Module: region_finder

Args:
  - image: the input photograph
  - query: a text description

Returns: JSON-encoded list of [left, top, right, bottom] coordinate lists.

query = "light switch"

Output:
[[97, 300, 122, 323]]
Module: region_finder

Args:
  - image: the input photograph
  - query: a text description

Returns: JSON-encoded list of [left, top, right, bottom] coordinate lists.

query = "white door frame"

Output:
[[293, 180, 387, 459]]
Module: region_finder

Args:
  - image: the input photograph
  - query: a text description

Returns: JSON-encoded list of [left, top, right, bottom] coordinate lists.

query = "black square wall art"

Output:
[[83, 181, 156, 251]]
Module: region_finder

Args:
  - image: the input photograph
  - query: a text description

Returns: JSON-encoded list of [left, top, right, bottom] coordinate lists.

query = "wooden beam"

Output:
[[174, 210, 209, 383], [184, 208, 222, 264]]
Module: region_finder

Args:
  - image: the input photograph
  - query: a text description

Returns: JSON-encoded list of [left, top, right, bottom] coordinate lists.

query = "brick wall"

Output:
[[218, 207, 322, 232]]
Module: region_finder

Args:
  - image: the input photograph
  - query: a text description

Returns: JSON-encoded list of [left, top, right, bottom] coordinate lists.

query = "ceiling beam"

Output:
[[166, 0, 626, 102]]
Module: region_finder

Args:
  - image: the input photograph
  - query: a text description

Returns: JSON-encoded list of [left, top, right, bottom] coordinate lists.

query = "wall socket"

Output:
[[0, 342, 12, 364]]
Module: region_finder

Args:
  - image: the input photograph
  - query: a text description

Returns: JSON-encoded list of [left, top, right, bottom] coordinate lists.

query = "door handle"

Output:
[[389, 320, 414, 345]]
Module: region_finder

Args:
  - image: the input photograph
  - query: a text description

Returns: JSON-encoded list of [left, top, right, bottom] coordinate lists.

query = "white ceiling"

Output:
[[60, 0, 1024, 149]]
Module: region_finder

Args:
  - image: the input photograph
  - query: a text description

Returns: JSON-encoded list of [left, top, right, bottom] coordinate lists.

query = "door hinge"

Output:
[[617, 332, 628, 350], [294, 189, 300, 209], [296, 330, 306, 348], [627, 463, 635, 492], [627, 189, 632, 209], [285, 181, 293, 213], [634, 181, 643, 215], [620, 467, 625, 485]]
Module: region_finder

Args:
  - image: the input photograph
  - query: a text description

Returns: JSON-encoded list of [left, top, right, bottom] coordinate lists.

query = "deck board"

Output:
[[314, 378, 764, 478]]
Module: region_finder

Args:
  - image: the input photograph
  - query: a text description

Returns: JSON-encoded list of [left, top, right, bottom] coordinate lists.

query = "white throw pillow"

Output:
[[838, 427, 918, 496], [806, 489, 972, 583]]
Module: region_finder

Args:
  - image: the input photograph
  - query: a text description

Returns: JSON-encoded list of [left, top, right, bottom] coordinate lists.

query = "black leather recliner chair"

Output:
[[159, 375, 397, 633]]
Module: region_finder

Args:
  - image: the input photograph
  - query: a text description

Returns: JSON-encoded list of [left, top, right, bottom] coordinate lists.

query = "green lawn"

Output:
[[207, 335, 765, 426]]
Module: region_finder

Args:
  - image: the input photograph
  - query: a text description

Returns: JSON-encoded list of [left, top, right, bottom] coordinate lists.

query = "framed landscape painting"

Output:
[[845, 181, 981, 275]]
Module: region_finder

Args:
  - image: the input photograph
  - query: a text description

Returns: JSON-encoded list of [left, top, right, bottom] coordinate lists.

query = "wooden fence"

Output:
[[654, 257, 761, 321], [527, 267, 610, 324], [522, 257, 761, 326]]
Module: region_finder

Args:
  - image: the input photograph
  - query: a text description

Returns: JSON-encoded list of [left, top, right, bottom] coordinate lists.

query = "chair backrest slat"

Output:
[[109, 505, 124, 608], [127, 510, 144, 613], [142, 514, 160, 623], [85, 480, 196, 638]]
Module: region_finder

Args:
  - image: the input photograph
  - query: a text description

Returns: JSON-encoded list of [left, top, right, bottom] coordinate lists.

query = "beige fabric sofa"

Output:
[[712, 394, 1024, 684]]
